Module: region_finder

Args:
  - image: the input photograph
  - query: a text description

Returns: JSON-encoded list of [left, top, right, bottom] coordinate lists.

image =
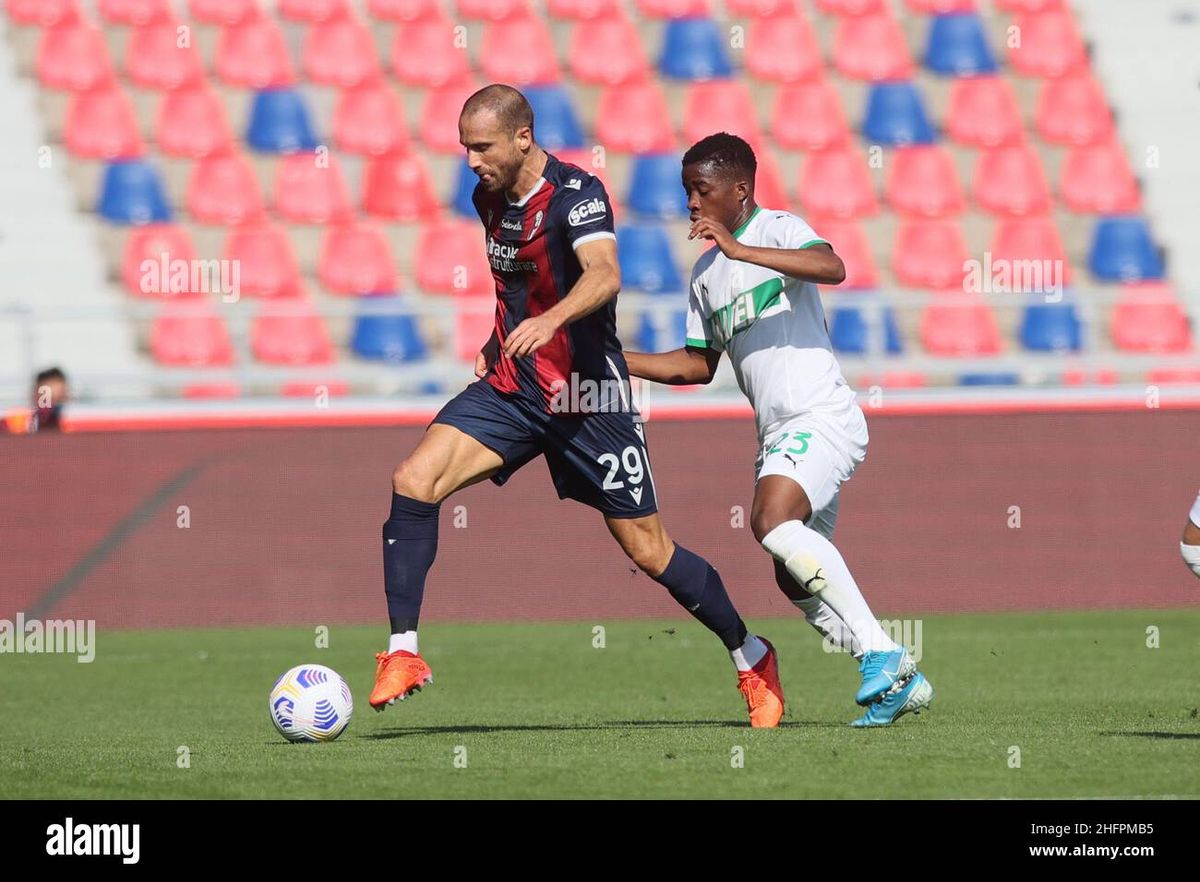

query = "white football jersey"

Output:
[[685, 206, 858, 442]]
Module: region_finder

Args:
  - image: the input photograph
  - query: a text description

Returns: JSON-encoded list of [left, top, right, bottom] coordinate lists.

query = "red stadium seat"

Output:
[[1061, 368, 1117, 386], [414, 219, 495, 296], [547, 0, 625, 18], [920, 293, 1002, 356], [892, 218, 970, 289], [457, 0, 532, 20], [753, 149, 790, 214], [771, 80, 850, 151], [634, 0, 711, 17], [1035, 74, 1113, 146], [886, 146, 964, 218], [745, 14, 823, 84], [279, 0, 350, 22], [151, 305, 235, 365], [972, 144, 1051, 216], [945, 76, 1023, 148], [799, 149, 879, 220], [362, 150, 441, 221], [726, 0, 797, 16], [125, 22, 206, 90], [252, 303, 335, 364], [1112, 283, 1192, 353], [36, 23, 114, 91], [319, 222, 399, 295], [814, 220, 878, 289], [1059, 138, 1140, 215], [64, 85, 145, 159], [1007, 11, 1088, 78], [683, 80, 763, 151], [816, 0, 885, 13], [832, 13, 912, 81], [594, 82, 675, 153], [455, 297, 496, 361], [1147, 369, 1200, 385], [98, 0, 172, 25], [568, 16, 650, 86], [419, 80, 481, 152], [273, 153, 353, 224], [856, 370, 928, 389], [302, 16, 381, 88], [187, 0, 259, 25], [368, 0, 443, 20], [990, 216, 1071, 287], [215, 16, 296, 88], [392, 16, 473, 87], [995, 0, 1064, 13], [222, 220, 303, 299], [184, 382, 242, 398], [186, 150, 265, 224], [480, 16, 560, 85], [122, 224, 200, 298], [904, 0, 976, 11], [333, 81, 410, 156], [6, 0, 81, 27], [156, 84, 234, 158]]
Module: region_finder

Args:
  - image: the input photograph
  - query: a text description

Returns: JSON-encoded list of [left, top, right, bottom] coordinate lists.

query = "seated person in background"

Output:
[[4, 366, 69, 434]]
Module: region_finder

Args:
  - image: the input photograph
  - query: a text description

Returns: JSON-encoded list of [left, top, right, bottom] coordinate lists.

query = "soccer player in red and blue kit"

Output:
[[369, 84, 786, 726]]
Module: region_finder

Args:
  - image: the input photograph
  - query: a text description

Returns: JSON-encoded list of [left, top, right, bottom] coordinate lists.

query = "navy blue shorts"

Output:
[[431, 379, 659, 519]]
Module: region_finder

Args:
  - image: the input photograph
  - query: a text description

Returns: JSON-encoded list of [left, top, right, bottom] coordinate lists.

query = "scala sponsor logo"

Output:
[[568, 198, 607, 227]]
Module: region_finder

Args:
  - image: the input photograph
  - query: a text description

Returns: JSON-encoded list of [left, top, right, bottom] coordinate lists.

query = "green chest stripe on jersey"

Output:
[[711, 277, 784, 344]]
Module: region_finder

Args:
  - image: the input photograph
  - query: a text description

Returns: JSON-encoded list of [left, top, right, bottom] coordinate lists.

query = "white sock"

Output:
[[792, 594, 864, 660], [761, 520, 898, 655], [730, 633, 768, 672], [1182, 542, 1200, 580], [388, 631, 419, 655]]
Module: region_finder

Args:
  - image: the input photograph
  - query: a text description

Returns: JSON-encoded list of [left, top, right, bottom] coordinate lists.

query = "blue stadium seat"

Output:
[[97, 159, 172, 224], [829, 301, 903, 355], [861, 82, 935, 146], [923, 14, 998, 76], [1088, 216, 1165, 281], [452, 160, 479, 217], [523, 85, 585, 150], [617, 225, 683, 293], [1019, 300, 1082, 352], [352, 307, 428, 362], [959, 372, 1020, 386], [245, 88, 319, 153], [626, 153, 689, 218], [657, 19, 732, 80], [637, 309, 688, 352]]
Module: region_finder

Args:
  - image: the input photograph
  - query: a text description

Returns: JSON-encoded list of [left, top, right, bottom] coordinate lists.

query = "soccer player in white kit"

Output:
[[625, 133, 933, 726], [1182, 491, 1200, 579]]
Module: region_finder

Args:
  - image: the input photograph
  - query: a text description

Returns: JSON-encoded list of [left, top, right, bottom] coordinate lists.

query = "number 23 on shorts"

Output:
[[766, 431, 813, 456]]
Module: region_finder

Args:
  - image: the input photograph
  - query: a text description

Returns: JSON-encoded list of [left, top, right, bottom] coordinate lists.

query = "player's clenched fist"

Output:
[[503, 314, 561, 359], [475, 331, 499, 378]]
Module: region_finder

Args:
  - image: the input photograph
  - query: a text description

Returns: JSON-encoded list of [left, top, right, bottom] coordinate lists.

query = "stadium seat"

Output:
[[457, 0, 533, 20], [186, 151, 264, 225], [64, 84, 144, 159], [279, 0, 350, 22], [886, 146, 964, 217], [480, 16, 561, 85], [151, 305, 235, 365], [1087, 217, 1164, 282], [419, 80, 481, 152], [215, 16, 296, 88], [906, 0, 977, 12], [744, 14, 823, 84], [892, 218, 969, 288], [997, 0, 1064, 10], [568, 15, 650, 85], [595, 82, 676, 154], [273, 152, 353, 224], [547, 0, 622, 19], [972, 144, 1052, 216], [945, 75, 1023, 148], [683, 81, 763, 152], [252, 304, 335, 364], [636, 0, 711, 17], [829, 301, 903, 355], [245, 88, 320, 154], [799, 148, 879, 219], [814, 220, 878, 288], [187, 0, 258, 25], [523, 85, 585, 150], [1146, 369, 1200, 385], [122, 224, 199, 298], [1111, 283, 1191, 352], [617, 225, 683, 293], [919, 293, 1002, 355], [302, 15, 381, 88], [333, 81, 410, 156], [368, 0, 444, 20], [861, 81, 935, 146], [98, 159, 172, 224], [958, 373, 1019, 386], [392, 17, 474, 87], [855, 370, 928, 389], [657, 18, 733, 80], [184, 382, 242, 398], [724, 0, 797, 14], [832, 13, 912, 81], [753, 150, 790, 214], [222, 221, 303, 298], [1020, 300, 1081, 352], [989, 216, 1071, 288], [362, 150, 441, 221], [1061, 368, 1117, 386], [36, 22, 114, 91], [627, 153, 690, 218], [1035, 73, 1113, 146], [771, 81, 851, 151], [636, 309, 687, 352], [319, 222, 399, 295], [452, 160, 483, 217], [6, 0, 80, 27], [352, 307, 429, 361], [414, 219, 495, 296], [1060, 138, 1140, 214], [454, 297, 496, 361], [922, 13, 996, 75], [124, 22, 205, 89], [155, 85, 234, 158], [815, 0, 885, 13], [1007, 11, 1088, 78]]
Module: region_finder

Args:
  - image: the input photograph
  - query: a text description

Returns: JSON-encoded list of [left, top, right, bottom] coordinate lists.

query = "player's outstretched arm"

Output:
[[733, 241, 846, 285], [625, 345, 721, 385]]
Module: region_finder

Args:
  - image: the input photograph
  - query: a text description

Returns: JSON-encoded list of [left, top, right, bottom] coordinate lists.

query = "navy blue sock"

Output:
[[652, 543, 748, 651], [382, 493, 440, 634]]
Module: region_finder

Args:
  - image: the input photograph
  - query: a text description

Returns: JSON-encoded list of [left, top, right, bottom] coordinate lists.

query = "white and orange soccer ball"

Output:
[[269, 664, 353, 743]]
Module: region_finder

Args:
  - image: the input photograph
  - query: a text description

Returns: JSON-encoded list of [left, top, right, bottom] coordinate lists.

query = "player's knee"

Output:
[[751, 503, 809, 545], [391, 460, 437, 503], [621, 533, 673, 578]]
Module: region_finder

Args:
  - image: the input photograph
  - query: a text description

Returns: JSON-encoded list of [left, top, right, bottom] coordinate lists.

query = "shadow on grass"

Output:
[[1099, 731, 1200, 740], [358, 719, 853, 739]]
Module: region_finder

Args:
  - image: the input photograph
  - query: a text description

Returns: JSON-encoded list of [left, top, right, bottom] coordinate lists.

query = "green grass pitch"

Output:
[[3, 610, 1198, 799]]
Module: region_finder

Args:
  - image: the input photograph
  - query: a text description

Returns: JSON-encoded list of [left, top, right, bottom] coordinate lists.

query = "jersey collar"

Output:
[[732, 205, 764, 241]]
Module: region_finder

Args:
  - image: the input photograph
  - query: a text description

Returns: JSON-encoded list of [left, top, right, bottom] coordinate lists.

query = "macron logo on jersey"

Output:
[[568, 197, 607, 227], [565, 178, 581, 190]]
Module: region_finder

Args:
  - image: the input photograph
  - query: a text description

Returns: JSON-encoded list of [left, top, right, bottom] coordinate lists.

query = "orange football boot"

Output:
[[370, 650, 433, 711], [736, 637, 784, 727]]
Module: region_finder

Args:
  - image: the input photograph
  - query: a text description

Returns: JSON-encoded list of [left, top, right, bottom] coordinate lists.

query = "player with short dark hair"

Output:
[[370, 89, 786, 727]]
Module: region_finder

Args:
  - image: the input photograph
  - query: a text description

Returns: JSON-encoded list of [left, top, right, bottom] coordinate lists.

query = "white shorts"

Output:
[[754, 399, 869, 540]]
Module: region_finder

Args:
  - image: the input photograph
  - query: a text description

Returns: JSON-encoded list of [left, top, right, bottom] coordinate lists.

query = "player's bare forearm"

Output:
[[732, 242, 846, 285], [542, 260, 620, 328], [626, 346, 720, 385]]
